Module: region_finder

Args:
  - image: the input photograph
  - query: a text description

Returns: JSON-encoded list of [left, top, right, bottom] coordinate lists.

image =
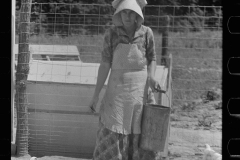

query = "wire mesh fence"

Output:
[[14, 2, 222, 158]]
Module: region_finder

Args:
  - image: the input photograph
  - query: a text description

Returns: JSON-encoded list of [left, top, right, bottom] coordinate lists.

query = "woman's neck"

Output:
[[123, 24, 136, 38]]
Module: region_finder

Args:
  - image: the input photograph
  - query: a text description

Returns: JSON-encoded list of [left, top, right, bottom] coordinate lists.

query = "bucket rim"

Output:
[[144, 103, 170, 108]]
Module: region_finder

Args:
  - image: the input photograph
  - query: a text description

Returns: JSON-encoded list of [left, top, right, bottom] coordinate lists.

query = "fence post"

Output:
[[15, 0, 32, 156], [161, 15, 170, 67]]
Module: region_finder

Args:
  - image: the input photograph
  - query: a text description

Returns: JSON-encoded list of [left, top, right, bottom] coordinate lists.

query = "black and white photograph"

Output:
[[11, 0, 224, 159]]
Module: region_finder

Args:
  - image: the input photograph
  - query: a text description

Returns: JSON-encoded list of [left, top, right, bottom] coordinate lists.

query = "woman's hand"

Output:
[[89, 94, 99, 113], [148, 77, 161, 92], [89, 62, 111, 113]]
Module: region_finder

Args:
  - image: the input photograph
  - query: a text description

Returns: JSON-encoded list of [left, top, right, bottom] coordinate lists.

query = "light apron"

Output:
[[100, 43, 155, 135]]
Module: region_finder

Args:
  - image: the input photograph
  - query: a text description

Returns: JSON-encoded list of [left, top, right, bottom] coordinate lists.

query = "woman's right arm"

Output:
[[89, 61, 111, 112], [89, 27, 113, 112], [93, 61, 111, 97]]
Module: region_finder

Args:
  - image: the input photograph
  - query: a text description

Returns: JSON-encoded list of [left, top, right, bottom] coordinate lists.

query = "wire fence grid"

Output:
[[14, 2, 222, 158]]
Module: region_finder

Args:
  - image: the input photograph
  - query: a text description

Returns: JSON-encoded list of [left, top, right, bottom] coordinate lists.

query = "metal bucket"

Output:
[[140, 103, 171, 152]]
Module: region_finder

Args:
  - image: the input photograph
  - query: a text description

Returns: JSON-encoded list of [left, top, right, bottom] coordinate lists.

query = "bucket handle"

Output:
[[145, 88, 171, 108]]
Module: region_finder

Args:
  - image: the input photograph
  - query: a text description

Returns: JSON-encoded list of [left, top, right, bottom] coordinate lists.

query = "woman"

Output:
[[89, 0, 164, 159]]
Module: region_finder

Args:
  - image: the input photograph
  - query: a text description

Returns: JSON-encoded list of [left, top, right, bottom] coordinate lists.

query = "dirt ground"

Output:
[[12, 98, 222, 160]]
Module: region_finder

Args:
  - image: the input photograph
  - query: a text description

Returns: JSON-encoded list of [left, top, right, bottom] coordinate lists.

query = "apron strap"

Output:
[[145, 27, 148, 61]]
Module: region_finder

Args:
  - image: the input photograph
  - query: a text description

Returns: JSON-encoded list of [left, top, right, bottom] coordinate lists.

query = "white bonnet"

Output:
[[112, 0, 147, 9], [112, 0, 148, 26]]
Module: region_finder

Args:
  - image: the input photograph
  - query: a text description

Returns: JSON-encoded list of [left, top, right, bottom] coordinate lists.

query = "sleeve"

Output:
[[101, 28, 113, 63], [146, 27, 157, 62]]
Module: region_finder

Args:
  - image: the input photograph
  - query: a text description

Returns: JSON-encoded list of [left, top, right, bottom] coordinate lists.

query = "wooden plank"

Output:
[[15, 45, 81, 61], [27, 61, 107, 85], [160, 54, 172, 157], [159, 67, 168, 92], [166, 54, 172, 92], [15, 44, 79, 55], [27, 61, 165, 85]]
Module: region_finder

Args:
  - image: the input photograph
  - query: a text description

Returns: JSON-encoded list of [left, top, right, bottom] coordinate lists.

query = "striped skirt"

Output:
[[92, 121, 169, 160]]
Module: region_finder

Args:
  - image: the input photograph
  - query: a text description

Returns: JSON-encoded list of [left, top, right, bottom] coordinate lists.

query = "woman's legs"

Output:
[[93, 121, 162, 160], [93, 121, 122, 160]]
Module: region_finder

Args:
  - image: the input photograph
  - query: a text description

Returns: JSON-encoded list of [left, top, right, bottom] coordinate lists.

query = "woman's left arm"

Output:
[[146, 27, 161, 92], [147, 60, 156, 79]]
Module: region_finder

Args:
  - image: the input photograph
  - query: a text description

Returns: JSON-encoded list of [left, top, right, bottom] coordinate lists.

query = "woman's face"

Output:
[[120, 9, 137, 28]]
